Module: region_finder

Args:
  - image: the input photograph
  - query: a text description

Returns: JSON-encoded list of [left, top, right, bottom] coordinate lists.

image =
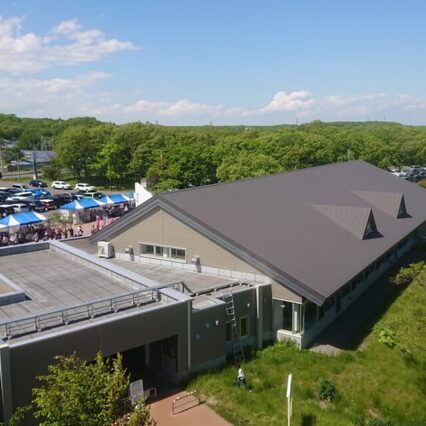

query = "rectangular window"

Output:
[[139, 243, 186, 261], [225, 321, 231, 342], [239, 316, 248, 338], [139, 243, 154, 255], [155, 246, 164, 256], [342, 282, 351, 298], [171, 248, 186, 259]]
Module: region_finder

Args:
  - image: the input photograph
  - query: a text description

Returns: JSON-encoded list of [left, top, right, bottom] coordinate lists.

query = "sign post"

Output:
[[286, 373, 292, 426], [129, 379, 144, 405]]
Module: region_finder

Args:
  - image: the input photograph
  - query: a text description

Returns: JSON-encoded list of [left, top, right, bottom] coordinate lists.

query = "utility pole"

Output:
[[32, 143, 38, 179]]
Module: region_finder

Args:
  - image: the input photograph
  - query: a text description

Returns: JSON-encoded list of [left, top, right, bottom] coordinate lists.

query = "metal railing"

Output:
[[0, 287, 161, 340]]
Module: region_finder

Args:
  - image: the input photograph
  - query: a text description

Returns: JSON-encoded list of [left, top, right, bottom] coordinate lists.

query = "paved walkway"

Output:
[[149, 390, 232, 426]]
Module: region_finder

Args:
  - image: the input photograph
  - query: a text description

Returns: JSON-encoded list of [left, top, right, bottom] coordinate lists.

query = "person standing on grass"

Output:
[[236, 364, 250, 390]]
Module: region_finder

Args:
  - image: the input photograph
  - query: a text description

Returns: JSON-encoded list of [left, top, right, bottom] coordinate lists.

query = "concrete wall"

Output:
[[109, 208, 259, 273], [190, 303, 227, 369], [5, 301, 189, 415]]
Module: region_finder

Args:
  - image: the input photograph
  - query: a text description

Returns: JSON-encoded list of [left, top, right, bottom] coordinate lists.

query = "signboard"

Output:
[[129, 379, 144, 405]]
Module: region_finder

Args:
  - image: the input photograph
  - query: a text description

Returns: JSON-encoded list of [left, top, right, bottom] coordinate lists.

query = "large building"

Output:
[[0, 160, 425, 423]]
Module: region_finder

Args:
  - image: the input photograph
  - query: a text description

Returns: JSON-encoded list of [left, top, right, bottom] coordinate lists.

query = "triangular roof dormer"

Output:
[[352, 191, 409, 219], [313, 204, 380, 240]]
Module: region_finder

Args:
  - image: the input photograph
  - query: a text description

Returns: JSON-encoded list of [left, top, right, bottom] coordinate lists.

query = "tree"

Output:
[[55, 126, 99, 179], [32, 352, 130, 426], [216, 152, 281, 182], [1, 146, 24, 165]]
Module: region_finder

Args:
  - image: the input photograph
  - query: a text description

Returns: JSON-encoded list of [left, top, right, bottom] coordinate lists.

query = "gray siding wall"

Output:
[[7, 302, 189, 412], [191, 304, 227, 368]]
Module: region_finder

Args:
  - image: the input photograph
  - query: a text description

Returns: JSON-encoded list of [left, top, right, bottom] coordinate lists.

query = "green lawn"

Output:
[[188, 260, 426, 426]]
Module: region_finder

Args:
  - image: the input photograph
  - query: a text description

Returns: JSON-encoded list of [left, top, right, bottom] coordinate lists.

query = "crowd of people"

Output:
[[0, 202, 133, 247], [0, 224, 85, 247]]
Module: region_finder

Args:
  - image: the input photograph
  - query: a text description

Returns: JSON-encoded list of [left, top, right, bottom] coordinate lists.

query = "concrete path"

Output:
[[150, 390, 232, 426]]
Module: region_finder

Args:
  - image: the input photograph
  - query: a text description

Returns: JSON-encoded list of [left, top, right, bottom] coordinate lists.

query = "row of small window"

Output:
[[225, 316, 248, 341], [139, 243, 186, 260]]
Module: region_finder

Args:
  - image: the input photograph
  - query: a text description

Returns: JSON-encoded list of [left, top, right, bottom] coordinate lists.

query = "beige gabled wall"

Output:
[[109, 207, 302, 302], [110, 207, 259, 273]]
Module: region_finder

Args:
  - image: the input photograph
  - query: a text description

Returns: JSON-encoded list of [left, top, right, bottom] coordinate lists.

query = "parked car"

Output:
[[29, 179, 48, 188], [83, 191, 104, 199], [0, 205, 15, 217], [6, 203, 29, 213], [7, 198, 46, 212], [6, 192, 34, 202], [51, 181, 72, 190], [39, 199, 57, 211], [52, 194, 74, 208], [27, 199, 46, 212], [28, 188, 51, 198], [75, 183, 96, 192], [11, 184, 28, 191], [4, 188, 21, 195]]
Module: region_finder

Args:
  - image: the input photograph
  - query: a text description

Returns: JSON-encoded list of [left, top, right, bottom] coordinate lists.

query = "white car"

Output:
[[51, 181, 72, 190], [7, 203, 29, 213], [75, 183, 96, 192], [6, 192, 34, 201]]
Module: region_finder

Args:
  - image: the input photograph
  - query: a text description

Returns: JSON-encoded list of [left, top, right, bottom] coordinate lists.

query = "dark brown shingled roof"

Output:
[[92, 160, 426, 304], [158, 161, 426, 302]]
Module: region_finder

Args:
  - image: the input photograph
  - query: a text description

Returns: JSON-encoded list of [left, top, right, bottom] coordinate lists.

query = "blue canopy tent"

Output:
[[60, 198, 104, 210], [98, 194, 130, 205], [0, 211, 47, 229]]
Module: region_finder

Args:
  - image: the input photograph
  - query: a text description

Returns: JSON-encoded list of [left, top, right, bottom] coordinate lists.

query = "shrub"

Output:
[[378, 327, 397, 348], [318, 379, 338, 402], [127, 398, 157, 426]]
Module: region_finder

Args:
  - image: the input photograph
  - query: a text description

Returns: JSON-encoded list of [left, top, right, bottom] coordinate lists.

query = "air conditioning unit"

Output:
[[98, 241, 113, 258]]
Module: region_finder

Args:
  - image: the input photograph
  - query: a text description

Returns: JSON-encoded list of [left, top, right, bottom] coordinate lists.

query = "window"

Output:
[[342, 282, 351, 298], [171, 248, 186, 259], [139, 243, 154, 254], [239, 316, 248, 338], [155, 246, 164, 256], [225, 321, 231, 342], [139, 243, 186, 261]]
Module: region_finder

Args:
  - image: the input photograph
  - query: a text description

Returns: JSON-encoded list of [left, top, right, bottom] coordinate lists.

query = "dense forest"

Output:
[[1, 113, 426, 191]]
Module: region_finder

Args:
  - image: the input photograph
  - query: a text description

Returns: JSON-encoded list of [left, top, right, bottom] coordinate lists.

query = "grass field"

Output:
[[188, 257, 426, 426]]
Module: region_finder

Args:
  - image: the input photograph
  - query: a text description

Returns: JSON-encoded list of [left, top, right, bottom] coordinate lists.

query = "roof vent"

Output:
[[313, 204, 380, 240], [352, 191, 409, 219]]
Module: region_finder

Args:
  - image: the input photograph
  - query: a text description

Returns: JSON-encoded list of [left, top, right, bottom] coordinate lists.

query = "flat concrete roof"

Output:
[[110, 259, 234, 294], [65, 238, 238, 294], [0, 249, 137, 321]]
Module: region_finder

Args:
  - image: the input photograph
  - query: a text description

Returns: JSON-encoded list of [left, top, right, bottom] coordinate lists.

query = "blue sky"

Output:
[[1, 0, 426, 124]]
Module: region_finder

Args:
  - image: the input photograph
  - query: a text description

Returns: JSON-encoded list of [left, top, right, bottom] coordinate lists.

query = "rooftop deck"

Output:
[[0, 249, 138, 321]]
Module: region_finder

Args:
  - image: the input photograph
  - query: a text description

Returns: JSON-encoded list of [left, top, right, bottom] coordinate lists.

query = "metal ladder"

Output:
[[222, 290, 245, 364]]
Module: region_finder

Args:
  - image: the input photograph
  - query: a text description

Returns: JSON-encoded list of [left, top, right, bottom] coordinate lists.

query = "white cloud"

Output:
[[0, 16, 136, 74], [0, 72, 110, 117], [1, 75, 426, 124], [259, 90, 316, 113]]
